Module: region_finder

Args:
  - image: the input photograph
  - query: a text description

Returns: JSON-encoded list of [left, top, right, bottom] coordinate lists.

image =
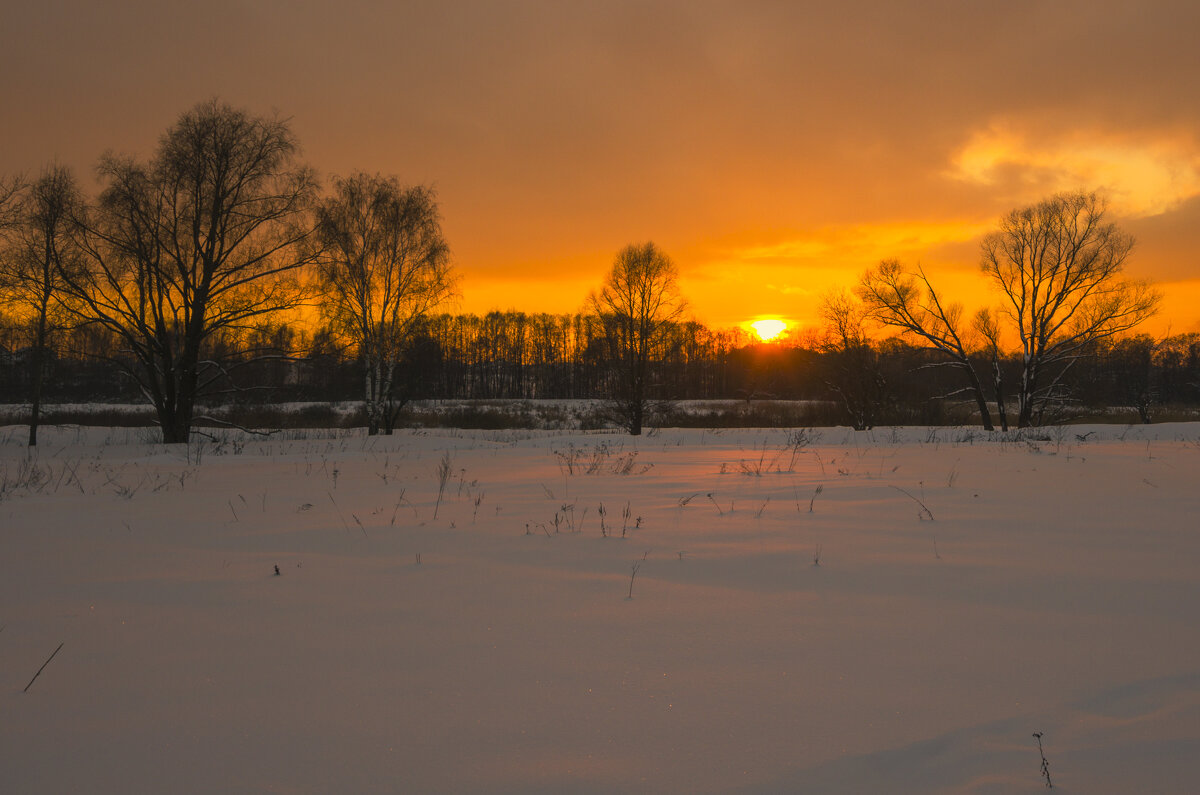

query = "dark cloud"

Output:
[[2, 0, 1197, 326]]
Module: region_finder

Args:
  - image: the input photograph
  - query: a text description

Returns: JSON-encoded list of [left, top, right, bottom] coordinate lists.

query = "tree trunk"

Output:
[[627, 355, 644, 435], [1016, 359, 1037, 428], [158, 405, 193, 444], [382, 390, 405, 436], [28, 324, 46, 447], [1017, 381, 1035, 428], [964, 365, 994, 431], [155, 367, 196, 444], [366, 399, 380, 435], [365, 359, 381, 435], [988, 356, 1009, 431]]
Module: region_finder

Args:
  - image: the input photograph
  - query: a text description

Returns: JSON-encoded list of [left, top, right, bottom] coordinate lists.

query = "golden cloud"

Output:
[[948, 126, 1200, 218], [726, 221, 991, 266]]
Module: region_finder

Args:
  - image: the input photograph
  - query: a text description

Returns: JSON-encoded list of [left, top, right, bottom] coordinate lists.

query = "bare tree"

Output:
[[858, 259, 995, 429], [1103, 334, 1161, 424], [314, 174, 455, 435], [981, 191, 1160, 427], [0, 174, 27, 414], [589, 242, 687, 435], [63, 100, 318, 443], [0, 174, 22, 227], [0, 173, 26, 288], [818, 290, 887, 430], [0, 175, 24, 295], [972, 307, 1010, 430], [0, 166, 83, 445]]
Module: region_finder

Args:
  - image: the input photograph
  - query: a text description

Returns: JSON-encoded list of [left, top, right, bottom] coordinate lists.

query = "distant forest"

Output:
[[1, 311, 1196, 428]]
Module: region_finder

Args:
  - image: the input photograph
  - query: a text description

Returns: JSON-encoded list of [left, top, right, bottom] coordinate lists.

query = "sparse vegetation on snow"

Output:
[[2, 422, 1200, 792]]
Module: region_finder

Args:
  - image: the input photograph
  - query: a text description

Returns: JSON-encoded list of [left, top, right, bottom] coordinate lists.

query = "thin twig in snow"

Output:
[[24, 642, 64, 693], [890, 485, 935, 520]]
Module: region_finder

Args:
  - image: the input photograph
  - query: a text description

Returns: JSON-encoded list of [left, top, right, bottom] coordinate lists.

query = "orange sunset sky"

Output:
[[3, 1, 1200, 337]]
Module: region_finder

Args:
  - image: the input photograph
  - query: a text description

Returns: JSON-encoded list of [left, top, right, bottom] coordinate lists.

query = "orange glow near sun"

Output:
[[750, 318, 787, 342]]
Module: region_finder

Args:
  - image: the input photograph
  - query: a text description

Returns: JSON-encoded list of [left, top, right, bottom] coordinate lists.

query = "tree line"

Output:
[[3, 305, 1195, 425], [0, 99, 1176, 443]]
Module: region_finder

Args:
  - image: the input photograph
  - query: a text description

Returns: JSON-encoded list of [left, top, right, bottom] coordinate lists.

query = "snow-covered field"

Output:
[[2, 423, 1199, 793]]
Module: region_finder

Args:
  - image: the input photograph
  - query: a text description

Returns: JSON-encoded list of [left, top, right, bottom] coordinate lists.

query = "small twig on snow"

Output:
[[24, 642, 64, 693]]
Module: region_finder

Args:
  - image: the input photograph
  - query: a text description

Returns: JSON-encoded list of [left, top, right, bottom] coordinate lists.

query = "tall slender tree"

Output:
[[314, 174, 455, 434], [0, 166, 82, 445]]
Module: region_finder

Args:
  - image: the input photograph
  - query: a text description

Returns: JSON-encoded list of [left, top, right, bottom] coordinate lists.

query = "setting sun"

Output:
[[749, 318, 788, 342]]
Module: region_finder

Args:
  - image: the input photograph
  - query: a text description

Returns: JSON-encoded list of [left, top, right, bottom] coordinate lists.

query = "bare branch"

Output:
[[312, 173, 456, 435], [980, 191, 1160, 426], [587, 242, 687, 435], [58, 100, 316, 443]]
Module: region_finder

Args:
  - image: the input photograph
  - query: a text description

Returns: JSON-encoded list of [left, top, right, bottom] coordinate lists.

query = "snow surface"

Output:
[[2, 423, 1199, 793]]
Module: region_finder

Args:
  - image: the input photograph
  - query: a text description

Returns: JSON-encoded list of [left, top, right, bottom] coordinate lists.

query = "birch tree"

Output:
[[314, 174, 455, 435], [0, 166, 82, 445], [980, 192, 1159, 426]]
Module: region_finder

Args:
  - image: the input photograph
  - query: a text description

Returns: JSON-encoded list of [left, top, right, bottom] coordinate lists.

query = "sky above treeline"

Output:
[[3, 1, 1199, 336]]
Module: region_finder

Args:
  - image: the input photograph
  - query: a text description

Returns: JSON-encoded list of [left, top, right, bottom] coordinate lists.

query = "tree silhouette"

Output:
[[589, 242, 687, 435], [65, 100, 318, 443], [818, 291, 887, 430], [981, 192, 1159, 426], [859, 259, 995, 430], [314, 174, 455, 435], [0, 165, 83, 445]]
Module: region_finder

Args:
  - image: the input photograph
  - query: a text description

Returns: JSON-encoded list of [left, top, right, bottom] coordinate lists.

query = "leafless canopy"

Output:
[[817, 290, 887, 430], [980, 191, 1159, 426], [589, 242, 687, 435], [0, 173, 23, 231], [65, 99, 319, 443], [314, 173, 455, 435], [0, 165, 84, 444], [858, 259, 995, 429]]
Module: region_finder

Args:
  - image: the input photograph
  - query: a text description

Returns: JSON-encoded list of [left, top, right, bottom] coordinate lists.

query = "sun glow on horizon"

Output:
[[749, 318, 788, 342]]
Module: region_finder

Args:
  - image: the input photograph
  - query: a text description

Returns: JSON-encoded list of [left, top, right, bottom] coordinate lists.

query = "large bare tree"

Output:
[[64, 100, 318, 443], [858, 259, 994, 430], [589, 242, 687, 435], [313, 174, 455, 435], [0, 165, 82, 445], [981, 191, 1159, 426]]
